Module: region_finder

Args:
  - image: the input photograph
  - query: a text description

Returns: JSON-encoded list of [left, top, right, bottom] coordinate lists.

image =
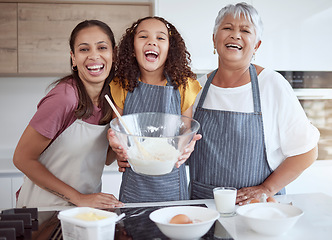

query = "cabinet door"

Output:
[[18, 3, 152, 74], [102, 171, 122, 199], [11, 176, 23, 208], [0, 3, 17, 74], [0, 178, 12, 209]]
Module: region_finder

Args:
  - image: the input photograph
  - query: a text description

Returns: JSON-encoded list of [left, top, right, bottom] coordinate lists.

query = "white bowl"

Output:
[[149, 206, 220, 240], [110, 112, 200, 176], [236, 203, 304, 236]]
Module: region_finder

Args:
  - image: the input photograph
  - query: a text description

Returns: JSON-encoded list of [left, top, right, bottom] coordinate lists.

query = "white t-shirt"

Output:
[[194, 68, 320, 170]]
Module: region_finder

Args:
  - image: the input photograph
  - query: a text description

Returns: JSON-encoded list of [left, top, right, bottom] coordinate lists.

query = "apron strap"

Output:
[[249, 64, 262, 113], [197, 69, 217, 108]]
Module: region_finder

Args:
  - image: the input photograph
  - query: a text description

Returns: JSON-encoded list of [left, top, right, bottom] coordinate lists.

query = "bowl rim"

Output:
[[110, 112, 200, 138], [236, 202, 304, 221], [149, 206, 220, 226]]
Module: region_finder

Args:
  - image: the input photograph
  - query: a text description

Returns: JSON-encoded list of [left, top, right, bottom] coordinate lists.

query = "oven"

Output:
[[278, 71, 332, 160]]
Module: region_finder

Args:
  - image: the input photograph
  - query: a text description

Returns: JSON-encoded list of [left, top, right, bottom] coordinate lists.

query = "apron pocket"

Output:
[[190, 180, 216, 199]]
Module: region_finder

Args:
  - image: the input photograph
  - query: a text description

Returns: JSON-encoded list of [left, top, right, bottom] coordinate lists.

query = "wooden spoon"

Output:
[[105, 94, 151, 158]]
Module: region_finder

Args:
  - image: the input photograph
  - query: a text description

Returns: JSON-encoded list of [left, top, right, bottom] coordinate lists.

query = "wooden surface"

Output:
[[0, 3, 18, 73], [0, 2, 152, 75]]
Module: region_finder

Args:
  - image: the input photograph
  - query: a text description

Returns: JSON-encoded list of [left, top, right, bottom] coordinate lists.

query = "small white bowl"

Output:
[[149, 206, 220, 240], [236, 203, 304, 236]]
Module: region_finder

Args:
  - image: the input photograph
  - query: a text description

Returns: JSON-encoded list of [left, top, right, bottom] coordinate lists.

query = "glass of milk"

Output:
[[213, 187, 237, 217]]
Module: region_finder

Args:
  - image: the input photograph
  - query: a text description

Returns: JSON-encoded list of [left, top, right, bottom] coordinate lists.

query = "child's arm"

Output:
[[175, 105, 202, 168], [108, 103, 130, 172]]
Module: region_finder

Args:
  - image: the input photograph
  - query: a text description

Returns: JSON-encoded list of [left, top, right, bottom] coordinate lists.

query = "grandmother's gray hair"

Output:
[[213, 2, 263, 43]]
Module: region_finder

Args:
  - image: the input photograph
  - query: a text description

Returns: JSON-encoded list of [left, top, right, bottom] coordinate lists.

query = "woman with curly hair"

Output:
[[108, 16, 201, 203]]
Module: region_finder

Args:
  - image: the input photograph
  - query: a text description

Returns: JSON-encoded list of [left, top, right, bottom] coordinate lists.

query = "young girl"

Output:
[[14, 20, 123, 208], [108, 16, 201, 203]]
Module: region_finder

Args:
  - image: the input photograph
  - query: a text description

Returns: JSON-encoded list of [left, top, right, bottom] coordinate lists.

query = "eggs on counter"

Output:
[[250, 195, 278, 204]]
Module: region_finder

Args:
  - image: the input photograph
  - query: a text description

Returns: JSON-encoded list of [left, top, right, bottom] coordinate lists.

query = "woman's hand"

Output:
[[107, 128, 130, 172], [175, 134, 202, 168], [74, 192, 124, 208], [236, 185, 272, 206]]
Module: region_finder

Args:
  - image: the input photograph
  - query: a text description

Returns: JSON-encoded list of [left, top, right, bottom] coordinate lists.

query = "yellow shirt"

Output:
[[110, 78, 202, 113]]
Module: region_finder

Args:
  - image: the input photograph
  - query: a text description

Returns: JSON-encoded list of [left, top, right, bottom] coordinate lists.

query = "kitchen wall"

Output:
[[156, 0, 332, 72], [1, 0, 332, 157]]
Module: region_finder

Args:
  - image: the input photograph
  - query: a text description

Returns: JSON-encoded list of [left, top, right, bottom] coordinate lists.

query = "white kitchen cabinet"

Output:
[[0, 176, 23, 209], [0, 158, 24, 209], [101, 171, 122, 199], [0, 176, 24, 209], [11, 176, 24, 208], [286, 160, 332, 197], [0, 178, 12, 209]]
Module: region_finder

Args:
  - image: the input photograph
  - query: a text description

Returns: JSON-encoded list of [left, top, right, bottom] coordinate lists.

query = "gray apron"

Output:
[[119, 77, 189, 203], [189, 64, 285, 199]]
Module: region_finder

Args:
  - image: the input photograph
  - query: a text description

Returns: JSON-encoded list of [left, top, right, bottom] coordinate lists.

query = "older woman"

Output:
[[188, 2, 319, 205]]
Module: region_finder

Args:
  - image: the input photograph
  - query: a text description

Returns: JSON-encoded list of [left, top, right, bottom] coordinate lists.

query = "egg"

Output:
[[169, 214, 193, 224], [267, 196, 278, 203]]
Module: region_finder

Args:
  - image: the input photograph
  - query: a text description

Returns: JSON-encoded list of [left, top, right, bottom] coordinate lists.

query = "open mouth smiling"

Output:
[[145, 50, 159, 60], [225, 44, 243, 50], [87, 64, 104, 72]]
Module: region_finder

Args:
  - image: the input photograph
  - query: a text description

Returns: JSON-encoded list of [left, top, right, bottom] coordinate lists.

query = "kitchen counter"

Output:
[[220, 192, 332, 240], [36, 192, 332, 240]]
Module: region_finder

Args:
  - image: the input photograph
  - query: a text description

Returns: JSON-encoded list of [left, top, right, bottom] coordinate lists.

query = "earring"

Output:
[[72, 65, 77, 71], [253, 52, 256, 61], [213, 48, 216, 54]]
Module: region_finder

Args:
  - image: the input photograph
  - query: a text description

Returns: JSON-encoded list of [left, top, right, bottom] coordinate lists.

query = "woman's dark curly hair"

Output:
[[114, 16, 196, 92]]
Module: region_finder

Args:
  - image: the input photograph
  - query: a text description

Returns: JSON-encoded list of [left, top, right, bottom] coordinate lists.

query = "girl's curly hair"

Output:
[[114, 16, 196, 92]]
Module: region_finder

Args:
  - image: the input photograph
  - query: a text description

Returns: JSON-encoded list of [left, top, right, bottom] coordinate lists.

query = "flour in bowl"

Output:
[[127, 138, 180, 175], [246, 206, 288, 219]]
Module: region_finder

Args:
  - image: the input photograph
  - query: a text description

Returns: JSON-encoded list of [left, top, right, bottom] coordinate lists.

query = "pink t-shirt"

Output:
[[30, 78, 103, 141]]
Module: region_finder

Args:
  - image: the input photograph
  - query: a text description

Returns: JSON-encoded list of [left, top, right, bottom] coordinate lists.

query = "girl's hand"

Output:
[[175, 134, 202, 168], [74, 192, 124, 209], [117, 158, 131, 172], [108, 128, 130, 172], [108, 128, 127, 157]]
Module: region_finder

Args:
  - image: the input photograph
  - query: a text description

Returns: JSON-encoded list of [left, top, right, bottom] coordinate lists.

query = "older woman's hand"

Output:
[[107, 128, 130, 172], [175, 134, 202, 168], [236, 185, 273, 205]]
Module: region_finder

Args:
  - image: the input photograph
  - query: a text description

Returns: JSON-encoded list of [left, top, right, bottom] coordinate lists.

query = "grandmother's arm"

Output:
[[236, 146, 318, 205], [263, 146, 318, 192]]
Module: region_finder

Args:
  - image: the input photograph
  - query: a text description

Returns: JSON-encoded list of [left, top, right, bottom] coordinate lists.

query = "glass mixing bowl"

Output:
[[110, 112, 200, 176]]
